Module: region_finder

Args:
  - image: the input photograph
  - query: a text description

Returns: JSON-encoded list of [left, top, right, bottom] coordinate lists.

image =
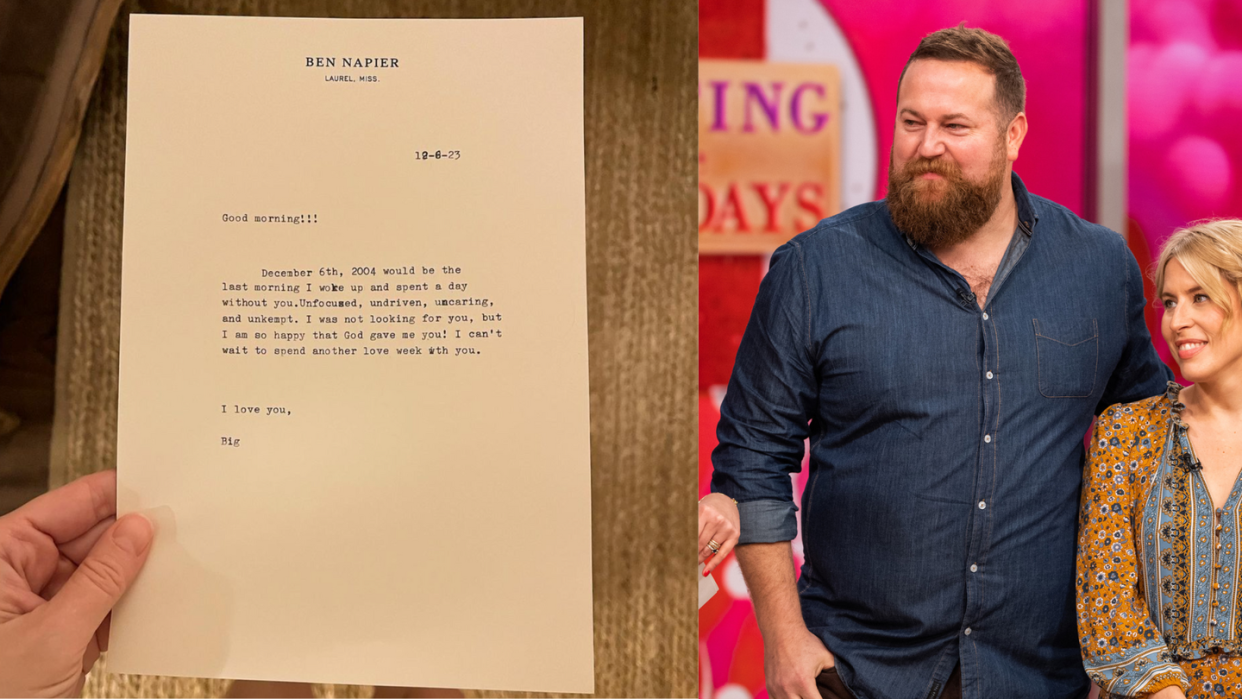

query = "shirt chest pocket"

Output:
[[1033, 318, 1098, 398]]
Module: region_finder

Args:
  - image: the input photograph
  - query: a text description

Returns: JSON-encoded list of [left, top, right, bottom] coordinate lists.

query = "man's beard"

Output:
[[886, 144, 1007, 249]]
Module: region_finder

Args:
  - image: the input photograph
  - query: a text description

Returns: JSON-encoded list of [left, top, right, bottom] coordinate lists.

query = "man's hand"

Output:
[[764, 626, 835, 699], [0, 470, 154, 698], [734, 542, 832, 699]]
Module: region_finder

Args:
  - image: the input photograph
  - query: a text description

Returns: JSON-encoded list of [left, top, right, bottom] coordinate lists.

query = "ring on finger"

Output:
[[708, 539, 721, 553]]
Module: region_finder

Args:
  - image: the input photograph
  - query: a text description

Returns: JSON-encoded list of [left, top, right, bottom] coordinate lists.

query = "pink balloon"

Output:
[[1192, 51, 1242, 119], [1130, 42, 1209, 142], [1136, 0, 1216, 49], [1165, 136, 1233, 211]]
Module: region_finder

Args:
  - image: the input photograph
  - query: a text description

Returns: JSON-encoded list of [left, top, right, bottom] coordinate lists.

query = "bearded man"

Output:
[[708, 26, 1172, 699]]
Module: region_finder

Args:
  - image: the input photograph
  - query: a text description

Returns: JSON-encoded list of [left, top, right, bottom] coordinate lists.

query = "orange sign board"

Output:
[[699, 60, 841, 254]]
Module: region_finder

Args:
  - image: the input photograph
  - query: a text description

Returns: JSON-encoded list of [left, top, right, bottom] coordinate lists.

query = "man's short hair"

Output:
[[898, 24, 1025, 123]]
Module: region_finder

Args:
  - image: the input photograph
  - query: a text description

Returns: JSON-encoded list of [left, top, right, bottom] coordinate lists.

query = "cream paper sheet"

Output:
[[111, 14, 591, 692], [698, 564, 719, 609]]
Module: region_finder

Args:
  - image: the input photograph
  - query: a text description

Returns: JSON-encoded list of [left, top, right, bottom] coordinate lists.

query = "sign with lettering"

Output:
[[699, 60, 841, 254]]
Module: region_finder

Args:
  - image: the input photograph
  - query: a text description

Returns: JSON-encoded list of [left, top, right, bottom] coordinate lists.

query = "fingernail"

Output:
[[702, 569, 710, 578], [113, 514, 154, 555]]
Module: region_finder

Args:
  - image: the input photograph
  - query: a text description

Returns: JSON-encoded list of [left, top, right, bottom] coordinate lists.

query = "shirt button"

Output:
[[984, 434, 992, 443], [986, 371, 994, 379], [970, 564, 978, 572], [964, 628, 972, 636], [982, 313, 990, 320], [978, 501, 987, 510]]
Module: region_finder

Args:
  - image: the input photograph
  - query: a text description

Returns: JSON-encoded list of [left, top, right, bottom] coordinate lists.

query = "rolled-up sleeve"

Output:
[[711, 241, 818, 544]]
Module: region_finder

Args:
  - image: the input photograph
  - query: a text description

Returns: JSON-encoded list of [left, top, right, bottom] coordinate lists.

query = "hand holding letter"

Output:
[[698, 492, 739, 574], [0, 471, 153, 698]]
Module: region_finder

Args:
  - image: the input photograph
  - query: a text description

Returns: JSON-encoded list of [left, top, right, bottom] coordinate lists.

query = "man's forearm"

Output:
[[735, 542, 806, 643]]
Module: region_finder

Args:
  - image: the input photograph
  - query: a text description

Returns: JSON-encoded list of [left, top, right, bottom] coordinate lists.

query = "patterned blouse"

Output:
[[1077, 382, 1242, 698]]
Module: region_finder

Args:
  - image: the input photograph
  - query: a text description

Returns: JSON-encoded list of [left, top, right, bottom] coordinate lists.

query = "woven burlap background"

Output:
[[49, 1, 696, 696]]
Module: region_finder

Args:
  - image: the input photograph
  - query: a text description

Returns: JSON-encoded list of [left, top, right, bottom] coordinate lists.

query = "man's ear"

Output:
[[1006, 112, 1028, 162]]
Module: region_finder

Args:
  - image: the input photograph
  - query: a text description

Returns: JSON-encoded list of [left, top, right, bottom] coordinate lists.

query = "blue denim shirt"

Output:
[[711, 174, 1172, 699]]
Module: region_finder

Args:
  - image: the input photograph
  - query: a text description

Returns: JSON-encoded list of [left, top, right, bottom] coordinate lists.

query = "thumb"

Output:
[[45, 514, 153, 641]]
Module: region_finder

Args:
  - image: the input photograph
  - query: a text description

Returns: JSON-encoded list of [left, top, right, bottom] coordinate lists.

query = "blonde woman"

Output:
[[1078, 219, 1242, 698]]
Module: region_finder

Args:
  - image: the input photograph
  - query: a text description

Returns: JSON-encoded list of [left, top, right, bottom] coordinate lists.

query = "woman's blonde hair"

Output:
[[1155, 218, 1242, 330]]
